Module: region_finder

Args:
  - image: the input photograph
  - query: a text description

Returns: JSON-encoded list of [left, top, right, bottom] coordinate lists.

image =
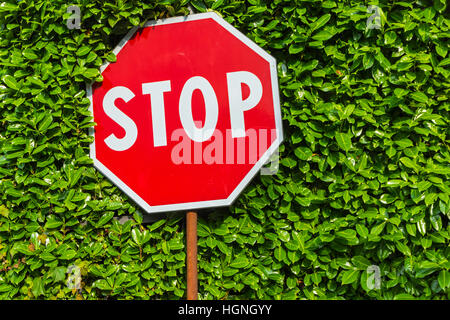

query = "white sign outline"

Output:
[[86, 12, 283, 214]]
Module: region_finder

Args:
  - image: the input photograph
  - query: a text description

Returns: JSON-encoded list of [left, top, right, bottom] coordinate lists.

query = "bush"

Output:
[[0, 0, 449, 299]]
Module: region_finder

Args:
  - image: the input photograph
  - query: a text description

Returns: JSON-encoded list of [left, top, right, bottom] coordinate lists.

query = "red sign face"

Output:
[[87, 13, 282, 213]]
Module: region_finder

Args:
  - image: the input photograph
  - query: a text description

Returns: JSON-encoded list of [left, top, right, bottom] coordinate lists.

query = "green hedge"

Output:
[[0, 0, 449, 300]]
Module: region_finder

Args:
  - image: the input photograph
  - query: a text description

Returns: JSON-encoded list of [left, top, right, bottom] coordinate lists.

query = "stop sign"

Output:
[[87, 12, 282, 213]]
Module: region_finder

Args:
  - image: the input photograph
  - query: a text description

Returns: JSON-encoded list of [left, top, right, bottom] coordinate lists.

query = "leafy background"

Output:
[[0, 0, 449, 300]]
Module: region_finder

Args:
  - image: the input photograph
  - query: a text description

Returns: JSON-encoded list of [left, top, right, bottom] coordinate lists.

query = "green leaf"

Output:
[[94, 279, 112, 290], [131, 228, 142, 246], [40, 252, 56, 261], [394, 293, 415, 300], [396, 242, 411, 256], [45, 216, 63, 229], [417, 219, 427, 235], [341, 269, 360, 285], [363, 54, 374, 69], [84, 68, 100, 78], [300, 59, 318, 72], [52, 267, 67, 282], [310, 14, 331, 33], [0, 2, 18, 11], [97, 212, 114, 227], [375, 51, 391, 71], [294, 147, 312, 160], [336, 229, 357, 240], [274, 246, 286, 261], [190, 0, 207, 12], [438, 270, 450, 290], [425, 193, 437, 206], [370, 222, 386, 235], [289, 43, 304, 54], [211, 0, 225, 10], [38, 114, 53, 133], [76, 46, 91, 56], [2, 74, 20, 90], [335, 132, 352, 152], [417, 180, 432, 192], [60, 249, 77, 260], [148, 219, 165, 232], [0, 205, 9, 218], [32, 277, 44, 297], [311, 273, 322, 285], [28, 75, 45, 87], [105, 52, 116, 62], [384, 31, 397, 45], [380, 194, 395, 204], [351, 256, 371, 270], [281, 157, 297, 168], [394, 138, 413, 149], [356, 224, 369, 238], [438, 57, 450, 67], [400, 157, 418, 172], [230, 257, 250, 269], [5, 188, 22, 197], [23, 49, 38, 60], [342, 104, 355, 119], [312, 29, 335, 41], [410, 92, 429, 104]]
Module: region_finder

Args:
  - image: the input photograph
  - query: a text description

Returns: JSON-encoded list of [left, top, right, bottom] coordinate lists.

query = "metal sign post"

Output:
[[186, 211, 198, 300]]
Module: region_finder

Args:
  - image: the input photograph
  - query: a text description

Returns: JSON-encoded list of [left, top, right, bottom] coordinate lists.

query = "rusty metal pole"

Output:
[[186, 211, 198, 300]]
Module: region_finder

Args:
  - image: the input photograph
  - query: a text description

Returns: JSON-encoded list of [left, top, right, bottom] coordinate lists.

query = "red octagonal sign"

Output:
[[87, 13, 282, 213]]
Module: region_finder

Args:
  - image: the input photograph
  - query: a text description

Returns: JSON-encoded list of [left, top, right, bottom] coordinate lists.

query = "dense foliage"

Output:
[[0, 0, 449, 300]]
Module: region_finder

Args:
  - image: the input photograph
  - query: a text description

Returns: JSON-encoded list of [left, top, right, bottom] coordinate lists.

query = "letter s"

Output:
[[102, 86, 138, 151]]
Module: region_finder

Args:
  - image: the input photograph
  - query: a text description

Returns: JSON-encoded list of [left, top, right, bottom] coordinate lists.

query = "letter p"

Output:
[[227, 71, 263, 138]]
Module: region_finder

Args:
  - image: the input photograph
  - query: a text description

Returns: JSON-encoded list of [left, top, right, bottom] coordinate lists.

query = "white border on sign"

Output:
[[86, 12, 283, 214]]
